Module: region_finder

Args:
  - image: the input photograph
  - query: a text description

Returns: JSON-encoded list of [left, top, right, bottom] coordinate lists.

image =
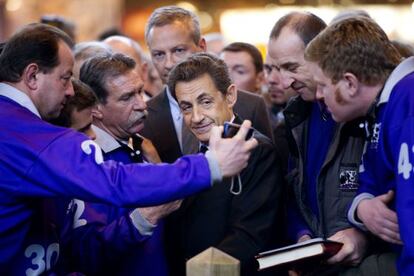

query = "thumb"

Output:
[[379, 190, 394, 204], [209, 125, 222, 146]]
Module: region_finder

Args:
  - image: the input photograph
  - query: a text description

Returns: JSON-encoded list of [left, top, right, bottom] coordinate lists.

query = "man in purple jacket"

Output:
[[0, 23, 257, 274], [62, 52, 178, 275]]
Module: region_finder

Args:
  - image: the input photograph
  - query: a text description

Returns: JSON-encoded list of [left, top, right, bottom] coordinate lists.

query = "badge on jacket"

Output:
[[339, 166, 359, 191], [369, 123, 381, 150]]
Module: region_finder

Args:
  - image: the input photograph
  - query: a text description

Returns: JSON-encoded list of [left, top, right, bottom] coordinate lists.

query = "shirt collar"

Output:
[[165, 86, 179, 109], [379, 56, 414, 105], [0, 83, 41, 118], [92, 125, 122, 153]]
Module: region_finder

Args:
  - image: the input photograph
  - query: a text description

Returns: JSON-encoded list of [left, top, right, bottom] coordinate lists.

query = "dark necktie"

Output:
[[199, 144, 209, 154]]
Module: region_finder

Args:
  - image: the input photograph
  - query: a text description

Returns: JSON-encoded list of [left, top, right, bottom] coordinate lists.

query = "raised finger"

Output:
[[244, 138, 258, 152], [234, 120, 252, 140]]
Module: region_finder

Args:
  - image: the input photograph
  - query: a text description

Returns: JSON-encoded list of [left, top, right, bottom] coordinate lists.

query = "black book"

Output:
[[255, 238, 343, 271]]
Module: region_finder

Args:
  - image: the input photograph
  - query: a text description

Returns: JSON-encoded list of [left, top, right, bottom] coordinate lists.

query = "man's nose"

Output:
[[191, 106, 203, 123], [133, 93, 147, 111], [66, 80, 75, 97], [164, 53, 176, 70], [315, 87, 324, 101], [279, 71, 295, 90], [267, 70, 284, 89]]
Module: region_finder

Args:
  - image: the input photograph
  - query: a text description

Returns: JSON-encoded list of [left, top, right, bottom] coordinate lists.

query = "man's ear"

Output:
[[343, 72, 359, 97], [225, 84, 238, 108], [140, 61, 149, 82], [198, 37, 207, 52], [91, 104, 104, 120], [255, 71, 265, 92], [23, 63, 40, 91]]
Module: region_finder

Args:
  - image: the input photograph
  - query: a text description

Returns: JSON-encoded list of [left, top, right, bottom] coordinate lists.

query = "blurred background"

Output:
[[1, 0, 413, 54]]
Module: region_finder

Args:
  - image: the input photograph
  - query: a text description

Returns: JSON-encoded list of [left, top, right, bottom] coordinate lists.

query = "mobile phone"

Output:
[[222, 122, 254, 140]]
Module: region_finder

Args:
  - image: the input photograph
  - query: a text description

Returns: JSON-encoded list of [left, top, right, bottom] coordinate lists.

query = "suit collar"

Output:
[[146, 87, 167, 112]]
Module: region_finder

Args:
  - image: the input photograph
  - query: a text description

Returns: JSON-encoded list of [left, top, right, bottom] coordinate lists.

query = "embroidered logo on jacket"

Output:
[[369, 123, 381, 150], [339, 166, 359, 191]]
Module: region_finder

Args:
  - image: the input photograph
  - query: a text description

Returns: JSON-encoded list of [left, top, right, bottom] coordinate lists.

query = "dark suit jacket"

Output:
[[235, 89, 273, 141], [141, 87, 273, 163], [140, 89, 181, 163], [164, 116, 283, 276]]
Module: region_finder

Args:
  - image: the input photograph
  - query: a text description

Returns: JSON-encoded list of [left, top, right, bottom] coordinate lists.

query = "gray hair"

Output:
[[145, 6, 201, 45]]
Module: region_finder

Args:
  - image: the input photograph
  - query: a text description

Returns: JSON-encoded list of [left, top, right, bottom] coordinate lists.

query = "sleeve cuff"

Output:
[[296, 229, 313, 242], [347, 192, 375, 231], [204, 150, 222, 185], [129, 208, 157, 236]]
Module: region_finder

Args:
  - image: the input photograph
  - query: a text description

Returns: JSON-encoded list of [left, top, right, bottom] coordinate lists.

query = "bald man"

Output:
[[104, 36, 161, 100]]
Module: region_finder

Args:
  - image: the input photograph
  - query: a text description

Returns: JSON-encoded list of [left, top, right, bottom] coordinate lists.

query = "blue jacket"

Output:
[[62, 126, 168, 275], [0, 83, 211, 275], [347, 57, 414, 275]]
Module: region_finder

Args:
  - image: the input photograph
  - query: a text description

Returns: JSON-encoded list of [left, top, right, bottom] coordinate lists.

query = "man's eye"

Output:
[[181, 106, 191, 113], [175, 48, 186, 54], [120, 94, 133, 101], [61, 76, 71, 86], [153, 52, 164, 59], [287, 65, 299, 72]]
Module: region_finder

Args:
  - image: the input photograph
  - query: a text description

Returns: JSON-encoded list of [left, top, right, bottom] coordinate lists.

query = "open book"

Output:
[[255, 238, 343, 271]]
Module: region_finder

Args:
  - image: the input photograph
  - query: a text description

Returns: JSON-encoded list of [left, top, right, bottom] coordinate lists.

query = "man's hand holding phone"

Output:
[[209, 120, 258, 178], [222, 122, 254, 140]]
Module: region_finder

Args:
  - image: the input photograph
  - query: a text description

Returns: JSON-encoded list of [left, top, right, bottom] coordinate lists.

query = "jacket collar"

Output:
[[92, 125, 122, 153], [379, 56, 414, 105], [283, 96, 313, 128], [0, 83, 41, 118]]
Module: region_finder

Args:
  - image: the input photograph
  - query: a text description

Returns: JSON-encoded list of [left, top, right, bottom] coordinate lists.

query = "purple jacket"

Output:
[[0, 85, 211, 275], [61, 126, 168, 275]]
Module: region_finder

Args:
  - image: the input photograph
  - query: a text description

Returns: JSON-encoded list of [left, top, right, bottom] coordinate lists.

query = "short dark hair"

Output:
[[222, 42, 263, 74], [305, 17, 401, 85], [97, 27, 125, 41], [52, 79, 97, 127], [330, 9, 371, 25], [74, 41, 112, 62], [79, 53, 136, 103], [0, 23, 74, 82], [41, 15, 76, 41], [145, 6, 200, 45], [270, 11, 326, 46], [168, 53, 232, 100]]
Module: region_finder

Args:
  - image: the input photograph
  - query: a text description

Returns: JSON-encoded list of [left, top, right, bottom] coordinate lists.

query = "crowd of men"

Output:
[[0, 5, 413, 276]]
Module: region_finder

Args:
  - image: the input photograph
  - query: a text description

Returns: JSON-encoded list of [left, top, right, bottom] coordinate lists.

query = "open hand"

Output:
[[357, 190, 401, 244]]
